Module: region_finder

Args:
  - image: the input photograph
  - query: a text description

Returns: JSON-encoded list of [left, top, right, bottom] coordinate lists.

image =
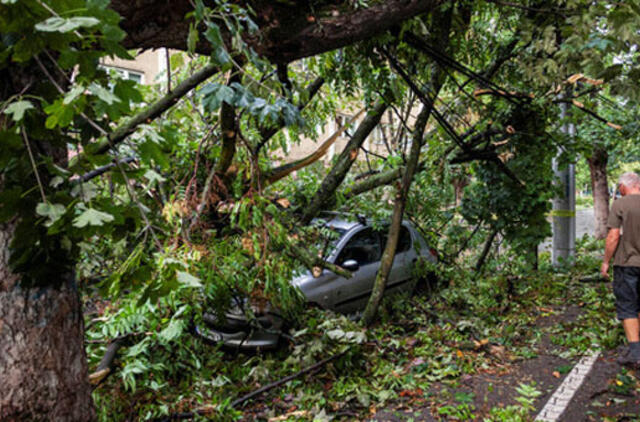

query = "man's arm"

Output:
[[601, 228, 621, 278]]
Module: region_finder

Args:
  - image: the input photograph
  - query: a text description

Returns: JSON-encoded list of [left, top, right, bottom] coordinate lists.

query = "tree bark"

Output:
[[80, 62, 224, 161], [361, 105, 431, 326], [215, 74, 241, 176], [0, 222, 94, 421], [475, 229, 498, 272], [266, 109, 365, 185], [0, 62, 94, 420], [452, 171, 469, 207], [345, 167, 404, 199], [112, 0, 443, 63], [587, 146, 609, 240]]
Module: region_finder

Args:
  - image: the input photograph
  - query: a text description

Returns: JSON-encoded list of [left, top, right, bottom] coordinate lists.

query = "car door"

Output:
[[380, 224, 417, 294], [330, 227, 382, 313]]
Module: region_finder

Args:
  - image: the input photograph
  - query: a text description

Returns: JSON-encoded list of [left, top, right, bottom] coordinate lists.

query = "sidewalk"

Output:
[[372, 300, 640, 421]]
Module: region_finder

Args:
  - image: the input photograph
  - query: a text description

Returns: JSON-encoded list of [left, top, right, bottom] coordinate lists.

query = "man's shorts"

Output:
[[613, 266, 640, 320]]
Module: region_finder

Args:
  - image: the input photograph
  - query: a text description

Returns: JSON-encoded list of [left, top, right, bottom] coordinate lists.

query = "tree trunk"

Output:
[[475, 229, 498, 273], [587, 147, 609, 240], [111, 0, 442, 62], [360, 6, 456, 326], [361, 104, 432, 326], [0, 223, 94, 421]]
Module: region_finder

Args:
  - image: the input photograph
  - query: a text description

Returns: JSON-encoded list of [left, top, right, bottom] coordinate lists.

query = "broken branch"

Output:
[[266, 109, 365, 185]]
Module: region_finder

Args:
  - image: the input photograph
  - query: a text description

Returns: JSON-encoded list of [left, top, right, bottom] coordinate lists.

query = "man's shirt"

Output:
[[608, 194, 640, 267]]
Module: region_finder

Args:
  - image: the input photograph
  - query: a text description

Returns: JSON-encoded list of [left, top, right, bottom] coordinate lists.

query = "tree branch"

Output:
[[265, 109, 365, 185], [148, 349, 348, 421], [231, 349, 347, 408], [344, 167, 404, 199], [215, 74, 241, 175], [555, 99, 622, 130], [485, 0, 567, 14], [286, 242, 351, 279], [299, 100, 388, 224], [75, 62, 224, 163], [76, 157, 137, 183], [114, 0, 444, 62], [88, 333, 141, 387], [403, 31, 523, 106], [475, 229, 498, 272]]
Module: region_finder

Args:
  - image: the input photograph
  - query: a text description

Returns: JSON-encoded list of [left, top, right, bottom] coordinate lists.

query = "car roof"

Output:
[[315, 216, 414, 233], [321, 218, 362, 232]]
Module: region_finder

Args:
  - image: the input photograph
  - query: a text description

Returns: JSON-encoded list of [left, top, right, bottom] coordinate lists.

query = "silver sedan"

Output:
[[195, 217, 437, 350]]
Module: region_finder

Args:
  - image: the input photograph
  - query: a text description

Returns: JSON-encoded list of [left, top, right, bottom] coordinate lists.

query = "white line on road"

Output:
[[535, 350, 600, 422]]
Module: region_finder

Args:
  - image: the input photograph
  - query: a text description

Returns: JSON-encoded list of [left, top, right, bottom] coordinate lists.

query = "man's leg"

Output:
[[622, 318, 640, 342], [614, 266, 640, 365]]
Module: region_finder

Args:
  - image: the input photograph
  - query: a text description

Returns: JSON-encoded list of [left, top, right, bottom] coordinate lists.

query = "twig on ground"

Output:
[[231, 349, 348, 408], [89, 332, 142, 388], [147, 349, 348, 422]]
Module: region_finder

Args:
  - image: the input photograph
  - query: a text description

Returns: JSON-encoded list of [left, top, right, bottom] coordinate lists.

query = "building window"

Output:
[[101, 65, 145, 84]]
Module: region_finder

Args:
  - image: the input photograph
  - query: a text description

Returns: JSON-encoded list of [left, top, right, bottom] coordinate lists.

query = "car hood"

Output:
[[290, 271, 312, 289]]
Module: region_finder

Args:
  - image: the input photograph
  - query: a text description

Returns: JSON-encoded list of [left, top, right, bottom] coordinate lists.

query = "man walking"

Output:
[[601, 172, 640, 366]]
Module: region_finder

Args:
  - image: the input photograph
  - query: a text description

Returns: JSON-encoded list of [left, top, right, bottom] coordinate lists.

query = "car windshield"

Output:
[[292, 226, 346, 276]]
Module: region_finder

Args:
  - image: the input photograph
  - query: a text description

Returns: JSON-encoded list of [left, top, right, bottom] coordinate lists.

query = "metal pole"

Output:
[[552, 102, 576, 266]]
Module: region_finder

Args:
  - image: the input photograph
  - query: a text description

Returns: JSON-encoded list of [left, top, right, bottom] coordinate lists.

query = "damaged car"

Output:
[[194, 216, 437, 351]]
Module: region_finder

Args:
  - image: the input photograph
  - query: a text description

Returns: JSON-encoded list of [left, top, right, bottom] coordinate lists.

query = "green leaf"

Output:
[[230, 83, 254, 108], [36, 202, 66, 227], [144, 169, 166, 185], [158, 319, 185, 342], [49, 176, 64, 188], [88, 82, 120, 105], [187, 24, 199, 54], [63, 86, 85, 105], [35, 16, 100, 33], [4, 100, 34, 122], [102, 24, 126, 42], [44, 99, 75, 129], [138, 140, 169, 169], [204, 22, 224, 48], [71, 182, 99, 201], [200, 83, 234, 112], [176, 271, 202, 288], [73, 207, 114, 228], [212, 47, 231, 67]]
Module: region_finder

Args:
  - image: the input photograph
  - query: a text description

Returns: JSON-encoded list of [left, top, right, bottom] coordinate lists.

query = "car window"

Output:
[[379, 226, 412, 253], [336, 228, 381, 265]]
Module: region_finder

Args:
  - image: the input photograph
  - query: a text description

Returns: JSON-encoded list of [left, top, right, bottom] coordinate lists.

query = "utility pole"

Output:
[[552, 102, 576, 266]]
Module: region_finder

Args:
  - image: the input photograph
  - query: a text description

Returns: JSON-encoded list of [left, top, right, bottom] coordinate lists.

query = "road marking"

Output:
[[535, 350, 600, 422]]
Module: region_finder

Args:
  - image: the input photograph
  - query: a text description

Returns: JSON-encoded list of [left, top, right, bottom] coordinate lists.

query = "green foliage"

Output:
[[86, 237, 618, 419], [3, 0, 640, 419], [461, 102, 556, 254]]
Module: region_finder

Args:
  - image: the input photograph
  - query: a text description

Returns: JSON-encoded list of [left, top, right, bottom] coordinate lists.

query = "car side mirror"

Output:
[[342, 259, 359, 272]]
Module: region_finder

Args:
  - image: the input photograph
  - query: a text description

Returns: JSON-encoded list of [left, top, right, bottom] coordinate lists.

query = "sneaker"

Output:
[[617, 349, 640, 368]]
